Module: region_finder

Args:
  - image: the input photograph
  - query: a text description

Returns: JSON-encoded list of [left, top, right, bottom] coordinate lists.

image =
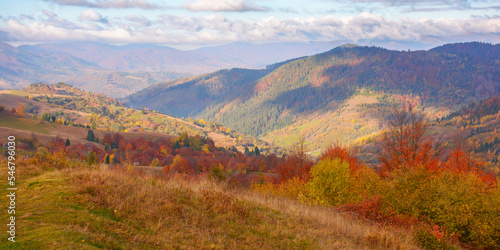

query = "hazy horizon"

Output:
[[1, 0, 499, 50]]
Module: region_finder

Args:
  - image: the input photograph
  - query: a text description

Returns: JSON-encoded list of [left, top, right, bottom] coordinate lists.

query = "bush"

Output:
[[383, 166, 500, 248], [415, 226, 457, 250], [305, 158, 355, 205]]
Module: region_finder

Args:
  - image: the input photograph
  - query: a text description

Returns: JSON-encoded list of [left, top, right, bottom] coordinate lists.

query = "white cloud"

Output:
[[2, 12, 500, 46], [183, 0, 268, 12], [45, 0, 163, 10], [329, 0, 500, 12], [79, 10, 103, 22]]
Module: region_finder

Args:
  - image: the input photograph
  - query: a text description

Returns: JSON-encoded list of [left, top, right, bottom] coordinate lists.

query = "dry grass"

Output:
[[69, 167, 420, 249], [1, 155, 420, 249], [232, 191, 418, 249]]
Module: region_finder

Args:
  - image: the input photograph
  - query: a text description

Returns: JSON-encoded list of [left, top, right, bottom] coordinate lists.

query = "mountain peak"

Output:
[[337, 43, 360, 49]]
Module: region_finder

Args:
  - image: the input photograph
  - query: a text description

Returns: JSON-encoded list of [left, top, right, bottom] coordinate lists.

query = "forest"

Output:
[[126, 42, 500, 140]]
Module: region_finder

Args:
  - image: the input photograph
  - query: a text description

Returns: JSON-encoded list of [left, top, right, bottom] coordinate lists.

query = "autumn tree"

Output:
[[85, 149, 98, 166], [378, 105, 439, 177], [16, 103, 24, 117], [277, 135, 314, 182], [48, 136, 67, 154], [103, 133, 113, 145], [150, 158, 160, 167], [444, 145, 497, 187], [167, 155, 192, 175]]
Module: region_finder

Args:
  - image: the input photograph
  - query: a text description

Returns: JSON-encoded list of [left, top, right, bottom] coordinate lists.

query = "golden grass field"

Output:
[[0, 156, 419, 249]]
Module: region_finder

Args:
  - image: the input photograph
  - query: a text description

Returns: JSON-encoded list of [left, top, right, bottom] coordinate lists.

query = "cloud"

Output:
[[45, 0, 163, 10], [2, 12, 500, 46], [79, 10, 107, 23], [183, 0, 268, 12], [330, 0, 499, 12], [43, 10, 57, 18], [125, 15, 152, 27]]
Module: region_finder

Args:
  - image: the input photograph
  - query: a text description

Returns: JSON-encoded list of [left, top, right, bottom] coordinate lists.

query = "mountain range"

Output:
[[125, 42, 500, 151], [0, 41, 349, 97]]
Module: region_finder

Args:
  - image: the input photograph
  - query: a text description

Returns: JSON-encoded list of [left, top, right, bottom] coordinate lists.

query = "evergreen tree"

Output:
[[65, 138, 70, 146], [255, 146, 260, 156], [87, 130, 95, 142]]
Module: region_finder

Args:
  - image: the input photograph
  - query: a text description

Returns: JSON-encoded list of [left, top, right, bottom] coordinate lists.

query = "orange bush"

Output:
[[319, 144, 362, 173]]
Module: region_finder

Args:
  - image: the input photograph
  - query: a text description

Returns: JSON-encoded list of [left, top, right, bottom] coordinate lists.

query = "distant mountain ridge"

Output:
[[0, 41, 346, 97], [20, 42, 220, 72], [125, 42, 500, 150]]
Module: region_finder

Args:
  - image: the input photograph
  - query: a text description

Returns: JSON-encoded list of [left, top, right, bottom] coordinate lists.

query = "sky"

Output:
[[0, 0, 499, 49]]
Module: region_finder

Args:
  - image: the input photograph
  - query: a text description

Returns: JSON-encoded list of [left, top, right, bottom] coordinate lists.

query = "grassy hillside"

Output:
[[0, 84, 283, 155], [0, 156, 418, 249]]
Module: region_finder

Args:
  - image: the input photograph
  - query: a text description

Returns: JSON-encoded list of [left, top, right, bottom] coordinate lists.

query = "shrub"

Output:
[[305, 158, 355, 205], [415, 225, 456, 250], [383, 166, 500, 248]]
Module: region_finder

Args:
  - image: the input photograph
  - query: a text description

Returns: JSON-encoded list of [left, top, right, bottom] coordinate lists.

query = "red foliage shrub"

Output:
[[341, 196, 420, 228], [319, 144, 362, 173], [443, 146, 497, 188]]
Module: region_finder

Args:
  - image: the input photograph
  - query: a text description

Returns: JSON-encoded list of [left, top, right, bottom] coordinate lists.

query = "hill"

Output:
[[192, 41, 346, 68], [0, 156, 419, 249], [0, 83, 281, 155], [126, 42, 500, 151], [1, 103, 497, 249]]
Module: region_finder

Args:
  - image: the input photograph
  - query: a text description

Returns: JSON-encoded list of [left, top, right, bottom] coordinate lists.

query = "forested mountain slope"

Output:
[[126, 42, 500, 150]]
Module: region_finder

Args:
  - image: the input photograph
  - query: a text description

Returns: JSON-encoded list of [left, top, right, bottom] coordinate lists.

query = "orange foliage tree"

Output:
[[444, 146, 497, 187], [16, 103, 24, 117], [277, 136, 314, 183], [378, 105, 440, 177]]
